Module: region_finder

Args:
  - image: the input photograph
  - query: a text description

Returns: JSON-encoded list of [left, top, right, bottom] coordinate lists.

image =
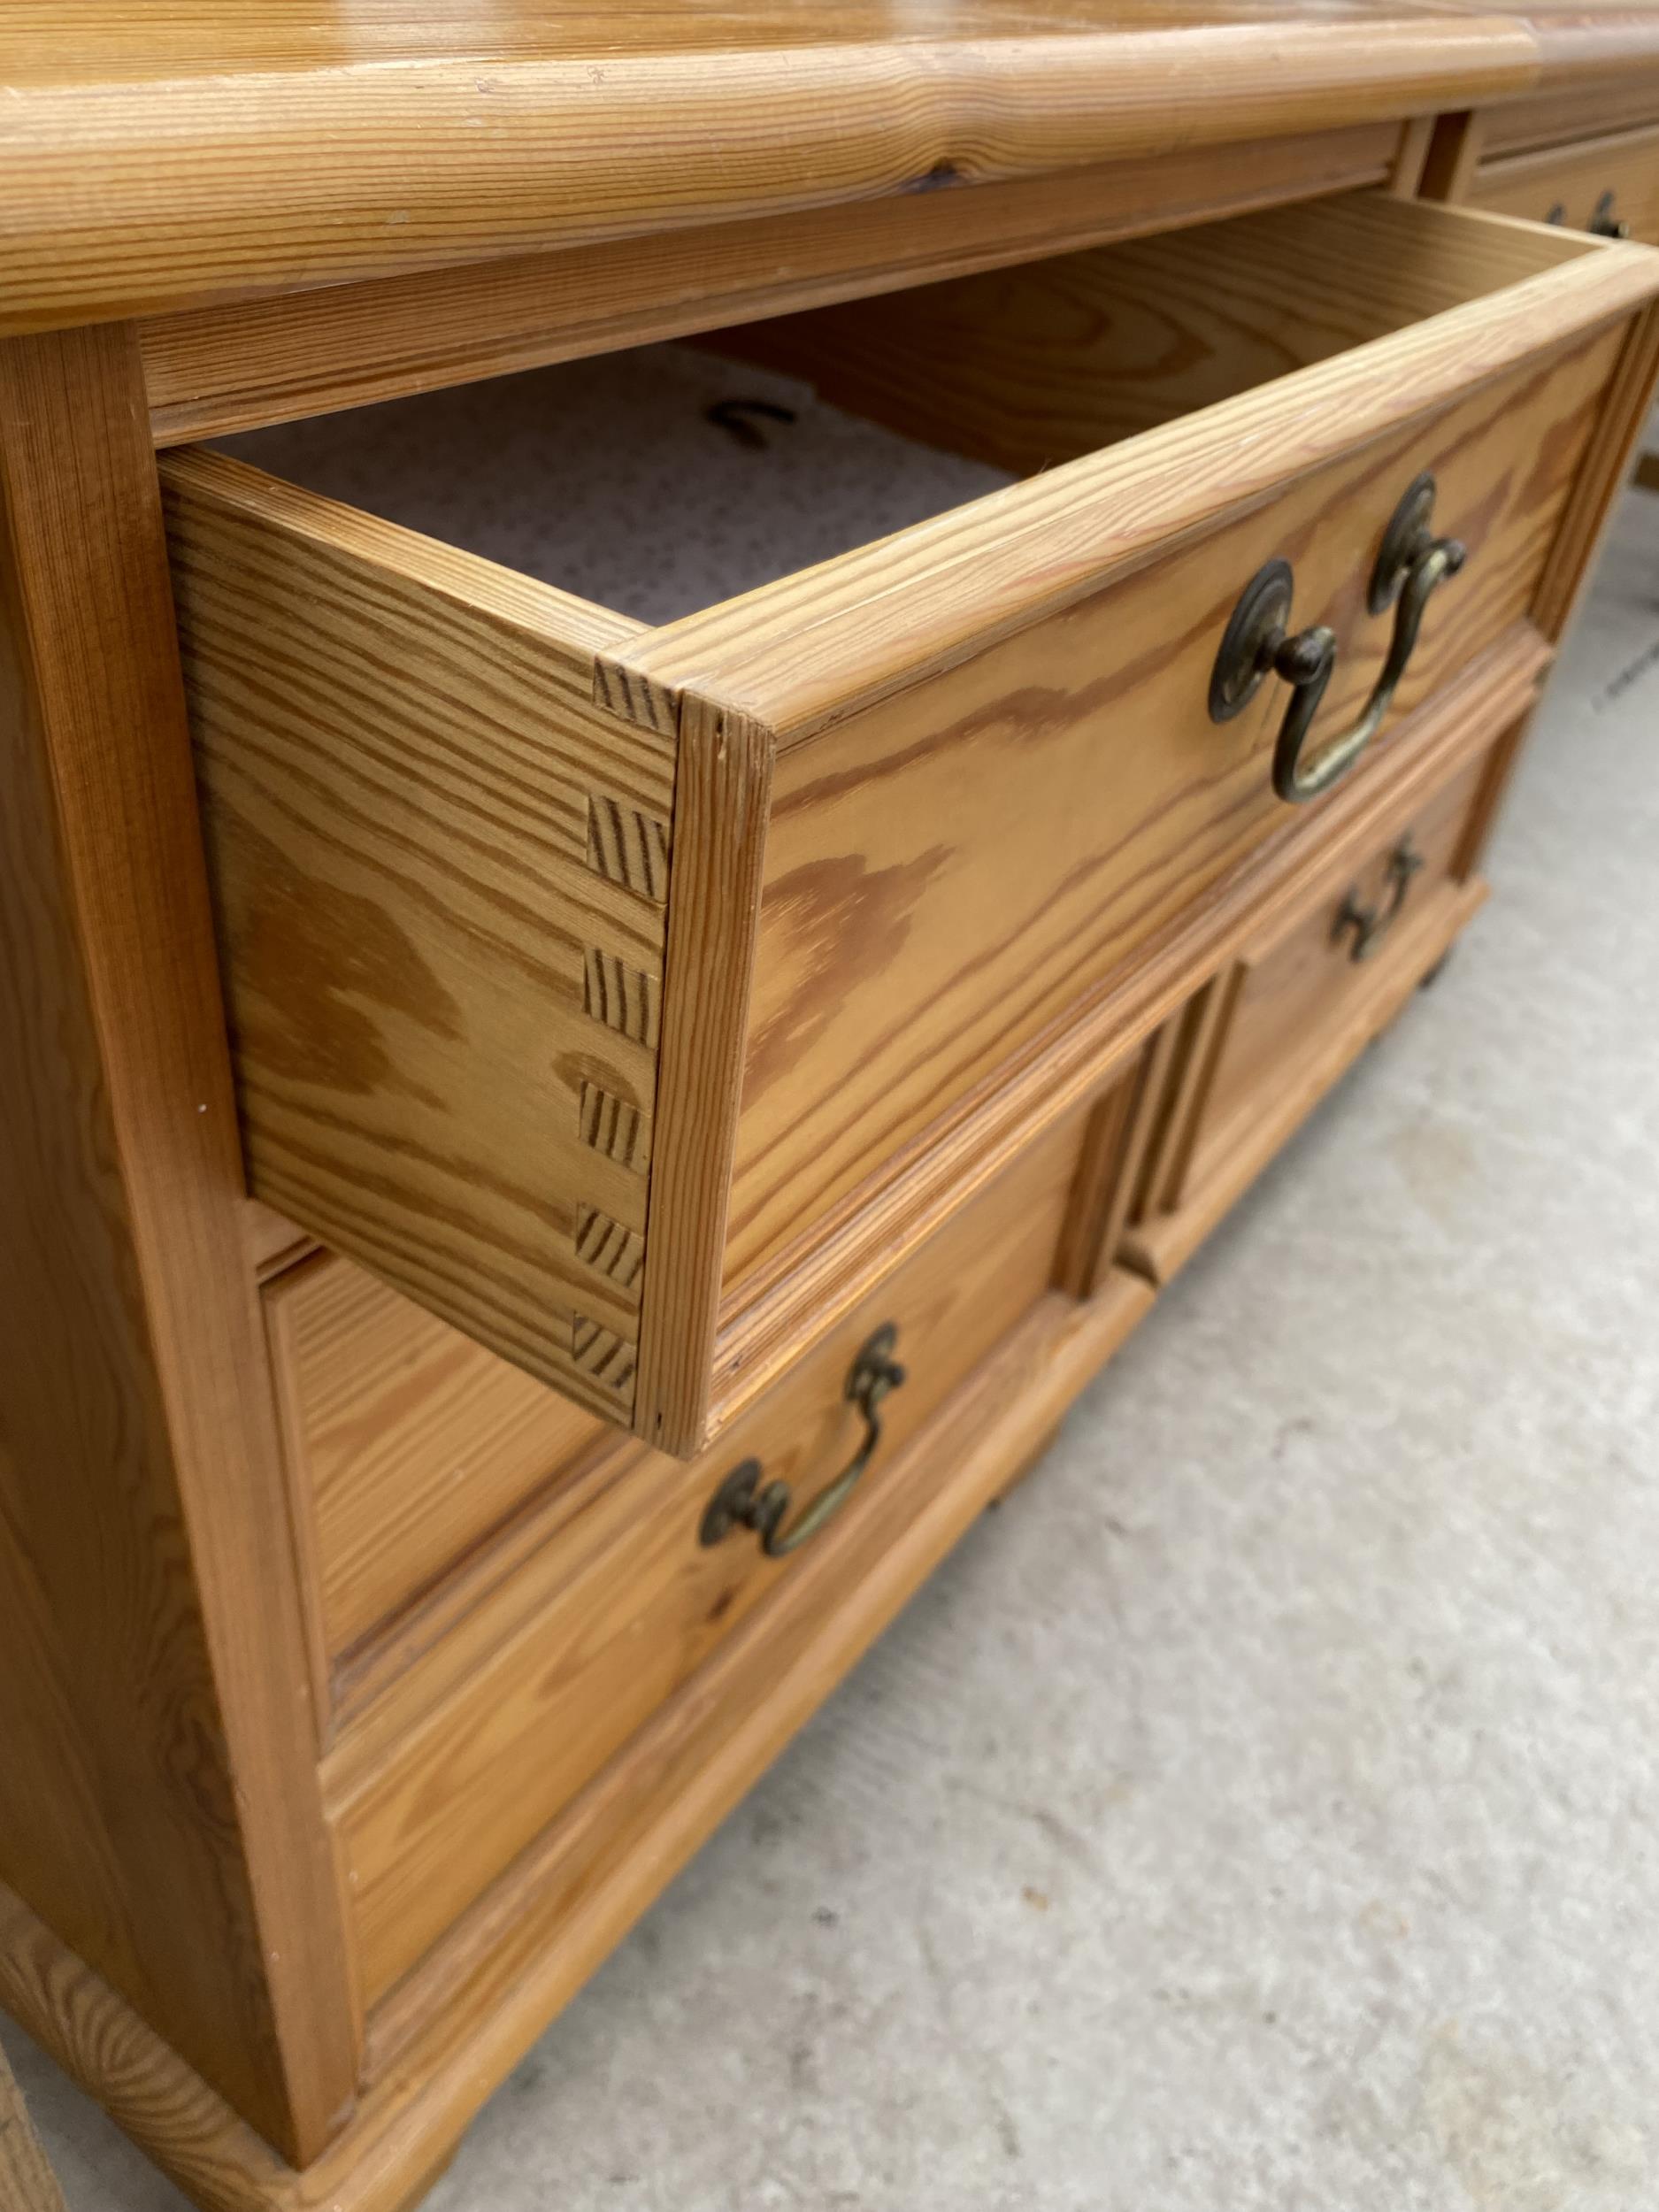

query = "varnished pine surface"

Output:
[[0, 3, 1556, 334], [330, 1111, 1086, 2008], [1471, 123, 1659, 241], [0, 327, 358, 2158], [163, 448, 670, 1429], [139, 127, 1401, 448], [0, 1264, 1157, 2212], [263, 1256, 608, 1689]]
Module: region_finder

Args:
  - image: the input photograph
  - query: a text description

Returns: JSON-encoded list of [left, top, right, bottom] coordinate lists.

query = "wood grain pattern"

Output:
[[569, 1319, 637, 1404], [1471, 122, 1659, 240], [331, 1111, 1087, 2007], [0, 7, 1540, 334], [578, 1081, 650, 1175], [357, 1263, 1155, 2093], [1387, 113, 1439, 197], [0, 2037, 67, 2212], [242, 1197, 316, 1279], [1122, 879, 1486, 1285], [0, 1261, 1153, 2210], [161, 447, 668, 1424], [581, 950, 663, 1050], [262, 1255, 609, 1689], [1118, 721, 1501, 1285], [1141, 980, 1241, 1219], [0, 326, 357, 2160], [1420, 107, 1491, 201], [1475, 3, 1659, 89], [1170, 750, 1490, 1203], [1529, 297, 1659, 636], [710, 326, 1619, 1297], [573, 1208, 647, 1294], [631, 697, 775, 1455], [1479, 77, 1659, 157], [585, 795, 670, 902], [1052, 1060, 1156, 1301], [161, 198, 1655, 1458], [698, 624, 1550, 1436], [138, 127, 1402, 444], [708, 188, 1594, 472], [596, 202, 1656, 743]]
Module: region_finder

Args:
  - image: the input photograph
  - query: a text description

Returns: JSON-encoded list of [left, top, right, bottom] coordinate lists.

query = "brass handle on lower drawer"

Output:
[[1335, 834, 1424, 962], [1209, 472, 1465, 805], [698, 1325, 907, 1559]]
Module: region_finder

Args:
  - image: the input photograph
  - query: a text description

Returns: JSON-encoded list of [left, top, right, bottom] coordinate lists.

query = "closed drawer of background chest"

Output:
[[1471, 124, 1659, 244]]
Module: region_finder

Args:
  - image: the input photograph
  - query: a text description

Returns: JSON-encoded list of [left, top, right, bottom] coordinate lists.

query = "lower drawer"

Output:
[[326, 1105, 1092, 2008], [1121, 730, 1499, 1285]]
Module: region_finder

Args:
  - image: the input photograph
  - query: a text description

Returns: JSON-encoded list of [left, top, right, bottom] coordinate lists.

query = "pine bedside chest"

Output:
[[4, 8, 1659, 2208]]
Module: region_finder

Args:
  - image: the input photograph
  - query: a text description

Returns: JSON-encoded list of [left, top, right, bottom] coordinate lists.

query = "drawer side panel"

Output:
[[163, 449, 672, 1427]]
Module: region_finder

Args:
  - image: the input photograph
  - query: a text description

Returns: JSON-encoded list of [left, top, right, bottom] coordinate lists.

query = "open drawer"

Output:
[[160, 194, 1659, 1453]]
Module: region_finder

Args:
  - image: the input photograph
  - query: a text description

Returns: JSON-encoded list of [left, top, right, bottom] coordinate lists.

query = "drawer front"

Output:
[[265, 1254, 609, 1685], [1480, 88, 1659, 163], [163, 196, 1659, 1456], [718, 342, 1597, 1298], [1122, 734, 1498, 1285], [1473, 127, 1659, 245], [327, 1107, 1088, 2006]]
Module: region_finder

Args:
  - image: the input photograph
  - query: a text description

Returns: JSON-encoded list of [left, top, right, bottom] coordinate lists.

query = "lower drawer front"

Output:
[[267, 1254, 609, 1683], [1472, 127, 1659, 245], [1122, 735, 1495, 1283], [329, 1106, 1088, 2007]]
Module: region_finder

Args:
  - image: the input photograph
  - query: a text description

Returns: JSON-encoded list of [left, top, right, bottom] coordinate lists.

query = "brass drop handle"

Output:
[[1335, 834, 1424, 963], [1210, 473, 1465, 805], [1590, 190, 1631, 240], [698, 1325, 906, 1559]]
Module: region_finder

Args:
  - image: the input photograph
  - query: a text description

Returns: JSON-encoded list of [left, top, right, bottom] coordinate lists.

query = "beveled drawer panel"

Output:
[[161, 194, 1659, 1455], [325, 1104, 1088, 2008], [1472, 125, 1659, 245], [1121, 725, 1502, 1287]]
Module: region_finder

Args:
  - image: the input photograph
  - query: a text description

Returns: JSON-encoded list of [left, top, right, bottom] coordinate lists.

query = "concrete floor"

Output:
[[4, 485, 1657, 2212]]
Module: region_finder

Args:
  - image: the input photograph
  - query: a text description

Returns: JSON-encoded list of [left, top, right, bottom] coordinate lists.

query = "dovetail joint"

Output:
[[579, 1079, 649, 1173], [574, 1205, 645, 1296], [583, 948, 662, 1049], [585, 795, 671, 902], [571, 1314, 637, 1399]]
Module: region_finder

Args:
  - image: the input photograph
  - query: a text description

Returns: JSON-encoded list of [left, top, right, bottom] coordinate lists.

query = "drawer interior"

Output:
[[162, 191, 1659, 1452], [212, 195, 1598, 623]]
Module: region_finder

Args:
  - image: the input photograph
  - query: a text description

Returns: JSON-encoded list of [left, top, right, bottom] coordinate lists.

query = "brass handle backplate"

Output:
[[1209, 472, 1465, 805], [699, 1324, 907, 1560], [1335, 834, 1424, 962]]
